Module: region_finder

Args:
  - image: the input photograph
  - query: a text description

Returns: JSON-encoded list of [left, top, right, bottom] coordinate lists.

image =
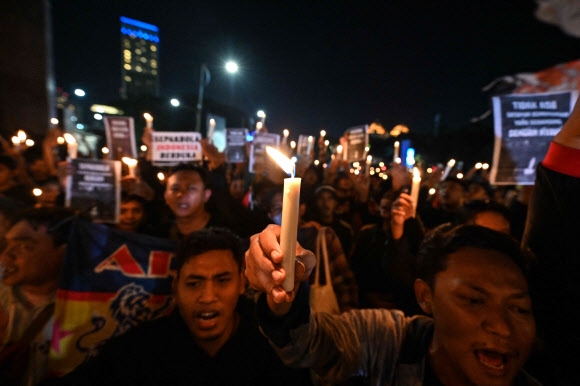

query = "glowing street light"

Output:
[[225, 61, 239, 73], [74, 89, 86, 97], [170, 98, 180, 107]]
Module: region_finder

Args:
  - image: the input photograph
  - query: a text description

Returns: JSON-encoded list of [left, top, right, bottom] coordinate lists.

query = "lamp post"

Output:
[[195, 64, 211, 133], [194, 61, 238, 133]]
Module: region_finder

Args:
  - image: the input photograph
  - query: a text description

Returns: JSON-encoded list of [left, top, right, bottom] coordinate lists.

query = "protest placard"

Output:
[[150, 131, 202, 166], [344, 125, 368, 162], [225, 128, 247, 163], [104, 116, 137, 160], [249, 132, 280, 173], [490, 91, 578, 185], [297, 135, 314, 161], [65, 159, 122, 223]]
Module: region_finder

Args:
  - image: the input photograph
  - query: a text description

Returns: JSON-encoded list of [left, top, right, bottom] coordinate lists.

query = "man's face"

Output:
[[229, 179, 245, 201], [316, 191, 337, 218], [417, 247, 535, 386], [174, 249, 245, 356], [438, 181, 465, 209], [0, 220, 65, 288], [335, 178, 353, 200], [118, 200, 145, 232], [164, 171, 211, 219]]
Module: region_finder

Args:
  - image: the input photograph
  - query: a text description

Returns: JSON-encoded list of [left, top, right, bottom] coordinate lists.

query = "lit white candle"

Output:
[[336, 144, 343, 158], [143, 113, 153, 129], [17, 130, 27, 143], [207, 118, 216, 144], [282, 129, 289, 145], [366, 155, 373, 175], [441, 159, 456, 181], [306, 136, 314, 157], [266, 146, 301, 291], [320, 130, 326, 138], [393, 141, 400, 163], [64, 133, 77, 159], [11, 136, 20, 151], [410, 167, 421, 217], [122, 157, 138, 177]]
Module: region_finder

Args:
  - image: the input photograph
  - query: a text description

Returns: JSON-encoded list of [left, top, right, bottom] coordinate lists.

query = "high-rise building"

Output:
[[119, 16, 159, 99]]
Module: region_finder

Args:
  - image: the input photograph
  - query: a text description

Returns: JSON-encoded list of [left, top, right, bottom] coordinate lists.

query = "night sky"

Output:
[[50, 0, 579, 137]]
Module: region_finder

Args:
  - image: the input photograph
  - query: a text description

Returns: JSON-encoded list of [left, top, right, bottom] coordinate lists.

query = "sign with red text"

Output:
[[490, 91, 578, 185], [150, 131, 202, 166], [104, 116, 137, 160]]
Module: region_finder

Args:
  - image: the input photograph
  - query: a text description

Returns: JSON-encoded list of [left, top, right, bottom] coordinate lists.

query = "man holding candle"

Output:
[[245, 223, 540, 385]]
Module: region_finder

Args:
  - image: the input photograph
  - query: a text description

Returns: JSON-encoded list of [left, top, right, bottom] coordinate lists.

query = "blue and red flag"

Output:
[[47, 219, 176, 377]]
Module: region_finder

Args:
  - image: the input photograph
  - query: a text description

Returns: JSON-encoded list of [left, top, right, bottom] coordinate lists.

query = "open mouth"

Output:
[[197, 311, 219, 320], [475, 349, 508, 371]]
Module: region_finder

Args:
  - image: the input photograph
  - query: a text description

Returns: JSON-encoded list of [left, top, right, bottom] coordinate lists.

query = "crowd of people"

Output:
[[0, 97, 578, 385]]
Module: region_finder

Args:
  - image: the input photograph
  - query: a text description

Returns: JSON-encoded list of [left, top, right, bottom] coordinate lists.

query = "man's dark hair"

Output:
[[175, 227, 243, 273], [168, 163, 212, 190], [417, 224, 534, 290], [458, 199, 510, 226], [15, 207, 76, 247]]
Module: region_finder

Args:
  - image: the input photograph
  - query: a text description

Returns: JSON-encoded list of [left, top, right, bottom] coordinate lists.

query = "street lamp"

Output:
[[194, 61, 238, 133], [170, 98, 180, 107]]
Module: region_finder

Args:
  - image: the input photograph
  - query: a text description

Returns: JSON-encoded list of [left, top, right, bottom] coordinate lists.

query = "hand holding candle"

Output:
[[266, 146, 301, 291]]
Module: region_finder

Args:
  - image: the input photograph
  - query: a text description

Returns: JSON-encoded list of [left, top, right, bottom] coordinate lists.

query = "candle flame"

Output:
[[320, 130, 326, 137], [25, 139, 34, 147], [394, 141, 400, 147], [57, 136, 65, 145], [209, 118, 216, 126], [290, 140, 296, 149], [102, 147, 109, 154], [157, 172, 165, 181], [63, 133, 76, 145], [17, 130, 27, 141], [266, 146, 295, 176], [366, 155, 372, 162], [33, 188, 42, 197], [482, 163, 489, 170], [11, 136, 19, 145], [308, 136, 313, 142], [413, 167, 421, 179], [283, 129, 289, 137], [122, 157, 138, 167], [475, 162, 482, 169], [143, 113, 153, 121], [337, 145, 343, 154], [447, 159, 456, 167], [324, 140, 329, 146]]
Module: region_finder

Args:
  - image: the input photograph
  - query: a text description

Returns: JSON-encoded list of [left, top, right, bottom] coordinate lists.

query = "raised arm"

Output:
[[244, 224, 315, 316]]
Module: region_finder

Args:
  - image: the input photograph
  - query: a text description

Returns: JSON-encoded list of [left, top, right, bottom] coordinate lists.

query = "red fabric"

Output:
[[542, 141, 580, 178]]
